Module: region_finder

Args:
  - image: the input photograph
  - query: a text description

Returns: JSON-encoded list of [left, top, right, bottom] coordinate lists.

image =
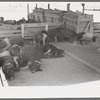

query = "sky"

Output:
[[0, 2, 100, 22]]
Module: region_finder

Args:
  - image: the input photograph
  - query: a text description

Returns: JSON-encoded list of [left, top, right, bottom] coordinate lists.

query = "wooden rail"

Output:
[[93, 22, 100, 33], [0, 67, 8, 87]]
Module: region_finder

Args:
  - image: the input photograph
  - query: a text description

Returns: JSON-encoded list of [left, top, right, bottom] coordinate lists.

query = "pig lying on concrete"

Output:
[[0, 51, 16, 80], [42, 44, 65, 57]]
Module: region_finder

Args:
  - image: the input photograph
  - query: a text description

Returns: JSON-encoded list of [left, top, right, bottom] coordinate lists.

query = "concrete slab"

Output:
[[8, 55, 100, 86]]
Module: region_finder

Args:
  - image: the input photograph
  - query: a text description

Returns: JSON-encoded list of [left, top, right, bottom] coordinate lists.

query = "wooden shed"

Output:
[[63, 10, 93, 34], [44, 9, 64, 23], [29, 8, 66, 23], [29, 8, 46, 23]]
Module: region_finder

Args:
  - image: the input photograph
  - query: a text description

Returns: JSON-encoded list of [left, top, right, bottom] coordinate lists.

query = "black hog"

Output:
[[1, 55, 16, 80], [0, 50, 20, 80], [17, 53, 29, 68], [2, 62, 15, 81], [76, 32, 85, 45], [46, 27, 64, 42], [42, 44, 65, 57], [79, 33, 97, 45], [28, 60, 42, 73]]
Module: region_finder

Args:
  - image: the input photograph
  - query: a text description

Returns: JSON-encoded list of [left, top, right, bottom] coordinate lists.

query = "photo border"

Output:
[[0, 0, 100, 99]]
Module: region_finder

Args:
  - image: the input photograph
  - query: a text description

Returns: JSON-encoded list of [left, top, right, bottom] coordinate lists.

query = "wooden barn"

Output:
[[63, 10, 93, 34]]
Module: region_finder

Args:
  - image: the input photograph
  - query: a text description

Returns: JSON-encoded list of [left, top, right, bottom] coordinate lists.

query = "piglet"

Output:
[[28, 60, 42, 73], [2, 63, 15, 81]]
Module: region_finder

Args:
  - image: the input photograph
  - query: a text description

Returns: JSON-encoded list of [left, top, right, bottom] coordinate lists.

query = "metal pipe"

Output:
[[48, 4, 50, 9], [27, 4, 29, 20]]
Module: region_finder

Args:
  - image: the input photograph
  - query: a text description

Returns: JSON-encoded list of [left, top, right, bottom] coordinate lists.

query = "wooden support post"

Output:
[[21, 24, 24, 38], [84, 21, 90, 33], [48, 4, 50, 9], [45, 23, 48, 31], [74, 21, 77, 33], [35, 4, 38, 9], [90, 20, 93, 34], [67, 3, 70, 11], [77, 20, 80, 33], [27, 4, 29, 21]]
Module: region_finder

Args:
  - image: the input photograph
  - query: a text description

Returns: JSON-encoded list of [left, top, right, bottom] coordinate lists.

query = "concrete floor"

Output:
[[8, 53, 100, 86]]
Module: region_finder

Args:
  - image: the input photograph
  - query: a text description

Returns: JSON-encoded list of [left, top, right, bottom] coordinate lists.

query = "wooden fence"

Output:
[[0, 67, 8, 87], [93, 22, 100, 33], [21, 22, 63, 39]]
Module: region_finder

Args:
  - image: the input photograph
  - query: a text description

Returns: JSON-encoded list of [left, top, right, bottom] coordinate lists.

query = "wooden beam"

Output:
[[76, 20, 80, 33], [90, 21, 93, 34], [93, 30, 100, 33], [45, 24, 48, 31], [79, 18, 93, 21], [84, 21, 90, 32], [94, 22, 100, 24], [63, 16, 77, 21], [21, 24, 25, 38], [74, 21, 77, 29], [0, 68, 8, 87], [66, 22, 75, 27], [22, 22, 63, 28]]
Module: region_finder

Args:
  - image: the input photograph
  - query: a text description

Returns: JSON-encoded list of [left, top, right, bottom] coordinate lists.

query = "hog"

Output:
[[27, 60, 42, 73]]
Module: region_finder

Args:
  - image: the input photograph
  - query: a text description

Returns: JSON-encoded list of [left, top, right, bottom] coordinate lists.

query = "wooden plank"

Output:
[[21, 22, 63, 39], [21, 24, 24, 38], [79, 18, 93, 21], [84, 21, 90, 32], [74, 21, 77, 29], [80, 21, 88, 27], [66, 22, 75, 28], [94, 22, 100, 24], [90, 21, 93, 34], [79, 27, 86, 32], [76, 20, 80, 33], [22, 22, 63, 28], [63, 16, 77, 21], [0, 68, 8, 87], [93, 30, 100, 33]]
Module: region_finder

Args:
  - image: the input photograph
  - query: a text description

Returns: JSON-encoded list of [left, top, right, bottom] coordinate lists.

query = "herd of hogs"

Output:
[[0, 27, 98, 81]]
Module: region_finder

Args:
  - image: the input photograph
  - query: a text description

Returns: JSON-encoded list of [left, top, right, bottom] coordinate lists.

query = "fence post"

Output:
[[21, 24, 24, 38], [45, 23, 48, 31]]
